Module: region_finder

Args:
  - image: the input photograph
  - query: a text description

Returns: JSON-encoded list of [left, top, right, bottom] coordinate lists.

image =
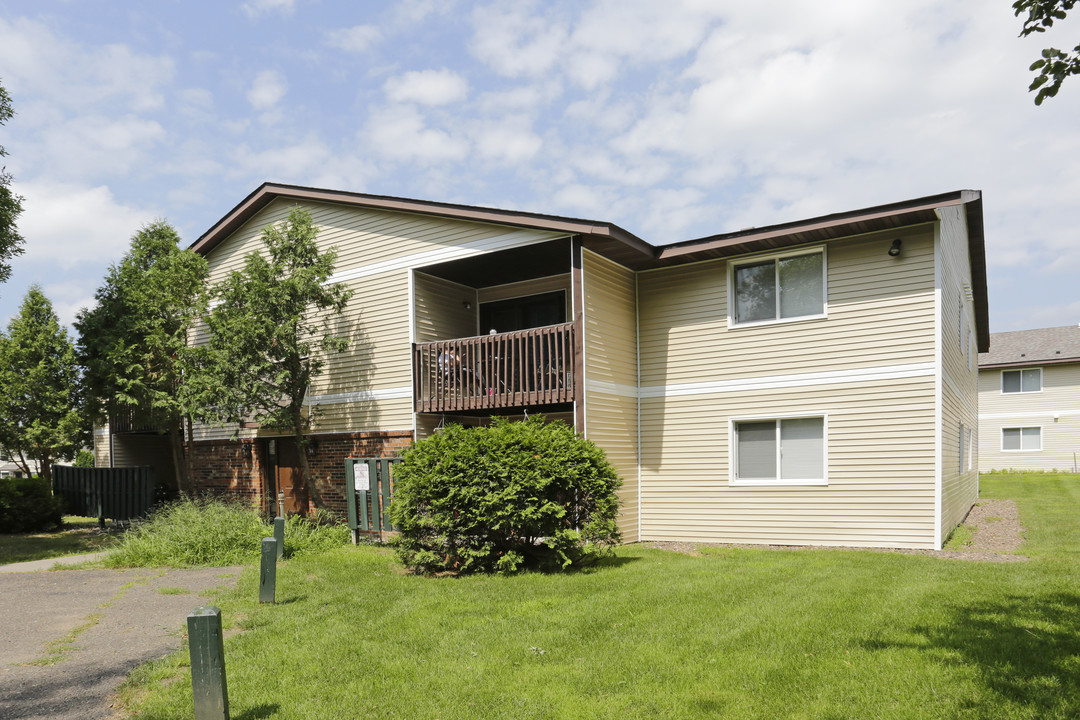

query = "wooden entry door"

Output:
[[273, 438, 307, 515]]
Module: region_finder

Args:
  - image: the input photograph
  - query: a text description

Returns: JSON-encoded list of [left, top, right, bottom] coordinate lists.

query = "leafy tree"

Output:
[[0, 79, 25, 287], [75, 221, 208, 492], [0, 286, 84, 485], [1015, 0, 1080, 104], [190, 207, 352, 509], [390, 417, 622, 575]]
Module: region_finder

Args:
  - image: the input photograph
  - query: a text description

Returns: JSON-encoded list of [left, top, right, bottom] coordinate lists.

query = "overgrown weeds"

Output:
[[103, 497, 348, 568]]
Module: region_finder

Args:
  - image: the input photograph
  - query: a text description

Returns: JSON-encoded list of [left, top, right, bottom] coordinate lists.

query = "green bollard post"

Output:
[[188, 606, 229, 720], [259, 537, 277, 604], [273, 516, 285, 560]]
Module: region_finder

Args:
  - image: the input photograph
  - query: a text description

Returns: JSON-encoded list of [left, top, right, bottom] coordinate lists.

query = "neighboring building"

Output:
[[978, 325, 1080, 472], [0, 457, 41, 478], [97, 184, 988, 549]]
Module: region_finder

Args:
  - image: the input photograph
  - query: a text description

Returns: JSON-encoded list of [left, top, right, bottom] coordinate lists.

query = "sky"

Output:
[[0, 0, 1078, 334]]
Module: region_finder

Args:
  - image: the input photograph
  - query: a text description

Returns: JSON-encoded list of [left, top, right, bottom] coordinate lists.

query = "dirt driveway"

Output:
[[0, 565, 243, 720]]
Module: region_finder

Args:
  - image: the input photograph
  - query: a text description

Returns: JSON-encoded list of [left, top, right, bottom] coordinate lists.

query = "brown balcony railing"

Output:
[[108, 403, 161, 435], [413, 322, 576, 413]]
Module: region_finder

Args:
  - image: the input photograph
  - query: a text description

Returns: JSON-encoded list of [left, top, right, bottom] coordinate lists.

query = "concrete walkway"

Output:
[[0, 552, 109, 573], [0, 558, 244, 720]]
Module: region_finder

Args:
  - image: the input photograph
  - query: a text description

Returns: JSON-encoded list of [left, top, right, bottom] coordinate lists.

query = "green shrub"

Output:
[[389, 416, 621, 575], [0, 476, 63, 533], [104, 496, 348, 567]]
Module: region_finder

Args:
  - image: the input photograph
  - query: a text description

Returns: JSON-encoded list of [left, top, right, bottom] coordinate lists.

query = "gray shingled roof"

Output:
[[978, 325, 1080, 367]]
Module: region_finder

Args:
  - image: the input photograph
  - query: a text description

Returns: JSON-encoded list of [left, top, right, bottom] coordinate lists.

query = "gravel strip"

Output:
[[646, 498, 1028, 562]]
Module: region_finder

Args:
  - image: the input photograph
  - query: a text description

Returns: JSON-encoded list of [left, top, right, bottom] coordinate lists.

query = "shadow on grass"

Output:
[[865, 592, 1080, 716], [234, 703, 280, 719]]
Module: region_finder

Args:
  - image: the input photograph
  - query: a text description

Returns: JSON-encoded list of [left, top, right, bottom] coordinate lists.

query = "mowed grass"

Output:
[[0, 516, 118, 564], [120, 473, 1080, 719]]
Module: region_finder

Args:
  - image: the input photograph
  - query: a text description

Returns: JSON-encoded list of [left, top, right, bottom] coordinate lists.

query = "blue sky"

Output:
[[0, 0, 1078, 333]]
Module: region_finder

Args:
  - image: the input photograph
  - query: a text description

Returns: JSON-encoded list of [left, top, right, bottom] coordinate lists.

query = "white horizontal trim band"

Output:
[[640, 362, 936, 399], [329, 228, 563, 285], [304, 363, 936, 406], [585, 379, 639, 398], [305, 386, 413, 406], [980, 409, 1080, 420]]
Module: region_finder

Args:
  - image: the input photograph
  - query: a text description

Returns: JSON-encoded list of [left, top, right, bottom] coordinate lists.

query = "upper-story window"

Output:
[[730, 248, 826, 326], [1002, 368, 1041, 394]]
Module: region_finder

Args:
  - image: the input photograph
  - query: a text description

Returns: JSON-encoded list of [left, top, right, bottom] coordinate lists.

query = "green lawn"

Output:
[[0, 516, 118, 564], [120, 473, 1080, 719]]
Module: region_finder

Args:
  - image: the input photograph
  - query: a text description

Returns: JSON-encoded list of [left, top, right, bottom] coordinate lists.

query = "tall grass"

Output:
[[103, 497, 348, 568]]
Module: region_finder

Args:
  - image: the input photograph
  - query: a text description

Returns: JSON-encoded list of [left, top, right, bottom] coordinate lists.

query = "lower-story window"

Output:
[[1002, 427, 1041, 452], [732, 415, 826, 485]]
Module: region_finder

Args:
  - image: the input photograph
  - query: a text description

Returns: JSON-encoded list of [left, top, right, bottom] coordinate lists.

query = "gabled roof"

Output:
[[191, 183, 989, 350], [189, 183, 655, 264], [979, 325, 1080, 368]]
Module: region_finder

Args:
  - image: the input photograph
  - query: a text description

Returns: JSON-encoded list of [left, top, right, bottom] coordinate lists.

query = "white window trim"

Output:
[[1001, 367, 1043, 395], [726, 246, 828, 329], [729, 411, 829, 486], [1001, 426, 1043, 452]]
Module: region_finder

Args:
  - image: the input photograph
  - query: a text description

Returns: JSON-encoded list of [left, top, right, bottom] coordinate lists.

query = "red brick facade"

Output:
[[186, 430, 413, 516]]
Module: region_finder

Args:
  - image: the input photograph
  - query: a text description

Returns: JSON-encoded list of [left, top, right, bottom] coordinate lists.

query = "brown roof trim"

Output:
[[979, 358, 1080, 370], [190, 182, 655, 260], [657, 190, 979, 259]]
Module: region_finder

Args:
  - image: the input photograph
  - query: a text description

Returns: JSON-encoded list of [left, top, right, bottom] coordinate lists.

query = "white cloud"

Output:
[[29, 115, 167, 180], [470, 3, 568, 78], [363, 105, 468, 163], [15, 182, 157, 270], [241, 0, 295, 18], [469, 116, 542, 164], [326, 25, 382, 53], [384, 69, 468, 106], [247, 70, 288, 110], [0, 17, 173, 113]]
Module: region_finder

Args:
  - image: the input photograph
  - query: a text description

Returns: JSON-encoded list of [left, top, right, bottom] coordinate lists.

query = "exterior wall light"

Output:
[[888, 239, 902, 257]]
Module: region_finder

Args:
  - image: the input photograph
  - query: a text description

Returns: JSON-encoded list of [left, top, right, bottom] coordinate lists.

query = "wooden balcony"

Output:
[[108, 403, 161, 435], [413, 323, 576, 414]]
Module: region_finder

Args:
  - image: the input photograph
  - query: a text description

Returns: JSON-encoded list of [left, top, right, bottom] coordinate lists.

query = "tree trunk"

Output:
[[292, 409, 323, 512], [39, 455, 52, 486], [169, 418, 186, 495]]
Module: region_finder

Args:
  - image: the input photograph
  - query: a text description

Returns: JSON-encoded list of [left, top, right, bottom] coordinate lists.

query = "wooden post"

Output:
[[188, 606, 229, 720], [273, 516, 285, 560], [259, 538, 277, 604]]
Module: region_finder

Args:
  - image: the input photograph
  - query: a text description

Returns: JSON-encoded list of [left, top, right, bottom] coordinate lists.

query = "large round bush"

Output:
[[389, 416, 621, 574], [0, 476, 63, 533]]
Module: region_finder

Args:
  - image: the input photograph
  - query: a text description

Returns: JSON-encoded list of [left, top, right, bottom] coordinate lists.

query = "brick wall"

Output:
[[187, 430, 413, 516], [186, 438, 267, 510]]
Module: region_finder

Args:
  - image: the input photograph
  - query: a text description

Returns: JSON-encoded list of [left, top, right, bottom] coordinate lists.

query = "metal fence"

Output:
[[344, 457, 402, 542], [53, 465, 156, 525]]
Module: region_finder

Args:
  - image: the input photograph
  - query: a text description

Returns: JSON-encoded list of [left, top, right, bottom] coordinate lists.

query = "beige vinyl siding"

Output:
[[193, 198, 563, 440], [637, 227, 940, 549], [978, 363, 1080, 471], [413, 272, 477, 343], [639, 225, 936, 389], [93, 426, 110, 467], [582, 250, 640, 541], [935, 206, 979, 544], [640, 376, 937, 547]]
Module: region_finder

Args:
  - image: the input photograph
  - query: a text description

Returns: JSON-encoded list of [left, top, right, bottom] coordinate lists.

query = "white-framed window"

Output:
[[967, 427, 975, 470], [728, 247, 826, 327], [1002, 426, 1042, 452], [963, 425, 972, 474], [1002, 368, 1042, 394], [730, 414, 827, 486], [960, 299, 967, 354]]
